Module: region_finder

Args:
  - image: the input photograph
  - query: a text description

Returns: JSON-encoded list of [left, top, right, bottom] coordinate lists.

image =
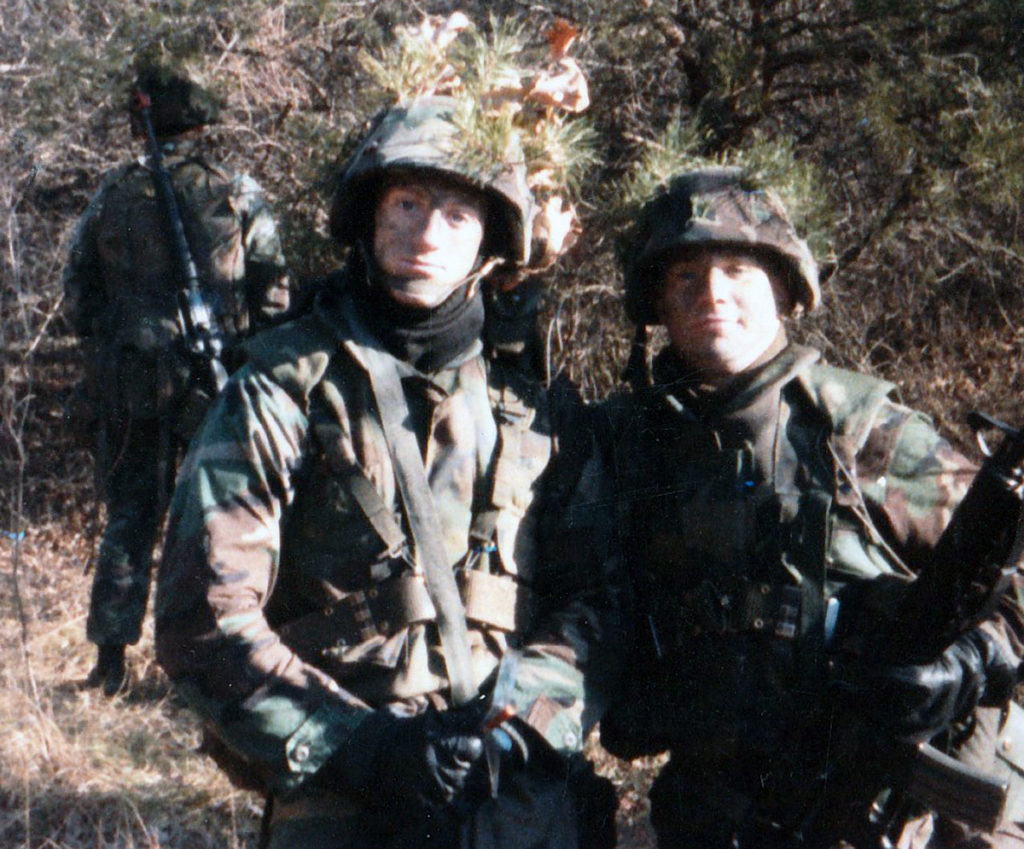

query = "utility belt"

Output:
[[279, 568, 534, 659], [669, 576, 803, 642]]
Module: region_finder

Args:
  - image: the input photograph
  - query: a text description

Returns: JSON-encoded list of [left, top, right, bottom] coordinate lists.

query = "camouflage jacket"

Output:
[[155, 285, 621, 795], [601, 343, 1024, 765], [63, 140, 289, 348]]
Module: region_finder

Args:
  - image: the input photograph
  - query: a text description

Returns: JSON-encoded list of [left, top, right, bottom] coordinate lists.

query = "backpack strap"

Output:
[[338, 301, 477, 707]]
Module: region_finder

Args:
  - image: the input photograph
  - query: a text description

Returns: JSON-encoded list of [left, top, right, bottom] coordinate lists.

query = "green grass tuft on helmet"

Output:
[[623, 167, 820, 325], [329, 96, 534, 270]]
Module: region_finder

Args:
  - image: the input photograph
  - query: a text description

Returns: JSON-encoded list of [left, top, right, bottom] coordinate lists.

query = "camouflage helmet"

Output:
[[129, 64, 221, 138], [623, 167, 820, 325], [329, 96, 533, 267]]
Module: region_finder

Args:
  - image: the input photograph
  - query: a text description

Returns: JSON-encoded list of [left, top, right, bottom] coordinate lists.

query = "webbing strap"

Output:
[[467, 379, 533, 561], [340, 307, 477, 706], [312, 380, 408, 559]]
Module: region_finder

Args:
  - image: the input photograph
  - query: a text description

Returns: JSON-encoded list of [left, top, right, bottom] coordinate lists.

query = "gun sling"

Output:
[[340, 306, 477, 706]]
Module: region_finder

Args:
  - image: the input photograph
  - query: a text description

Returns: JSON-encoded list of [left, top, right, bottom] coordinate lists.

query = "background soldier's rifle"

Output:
[[833, 411, 1024, 842], [131, 89, 228, 394]]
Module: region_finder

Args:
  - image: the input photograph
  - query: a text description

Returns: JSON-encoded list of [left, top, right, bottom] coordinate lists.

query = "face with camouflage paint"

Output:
[[656, 249, 789, 380], [373, 175, 487, 308]]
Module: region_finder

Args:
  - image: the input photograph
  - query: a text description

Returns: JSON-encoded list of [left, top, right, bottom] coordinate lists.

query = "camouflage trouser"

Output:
[[86, 413, 179, 647], [264, 759, 615, 849]]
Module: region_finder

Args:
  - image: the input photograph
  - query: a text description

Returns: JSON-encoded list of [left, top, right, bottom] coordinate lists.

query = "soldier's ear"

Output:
[[770, 274, 796, 317]]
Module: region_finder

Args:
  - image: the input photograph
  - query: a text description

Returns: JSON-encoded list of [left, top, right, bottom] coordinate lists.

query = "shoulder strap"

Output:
[[466, 362, 542, 565], [313, 377, 408, 560], [339, 302, 477, 706], [787, 363, 914, 576]]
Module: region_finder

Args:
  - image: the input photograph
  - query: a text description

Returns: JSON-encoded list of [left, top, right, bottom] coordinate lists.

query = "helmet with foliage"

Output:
[[129, 63, 222, 139], [623, 167, 820, 325], [329, 96, 533, 269]]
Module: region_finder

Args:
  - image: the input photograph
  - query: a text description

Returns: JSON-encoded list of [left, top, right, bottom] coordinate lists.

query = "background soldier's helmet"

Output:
[[129, 64, 222, 139], [329, 96, 534, 268], [623, 167, 820, 324]]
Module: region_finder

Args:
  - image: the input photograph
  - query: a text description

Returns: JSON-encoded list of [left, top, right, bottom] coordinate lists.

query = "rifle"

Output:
[[890, 411, 1024, 661], [832, 411, 1024, 839], [131, 89, 228, 394]]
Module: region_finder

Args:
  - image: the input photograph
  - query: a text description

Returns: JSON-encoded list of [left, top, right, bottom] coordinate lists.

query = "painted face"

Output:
[[656, 250, 788, 379], [372, 177, 487, 308]]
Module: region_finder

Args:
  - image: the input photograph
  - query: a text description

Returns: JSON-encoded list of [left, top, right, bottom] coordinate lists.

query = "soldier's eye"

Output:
[[667, 268, 699, 286], [447, 208, 472, 225]]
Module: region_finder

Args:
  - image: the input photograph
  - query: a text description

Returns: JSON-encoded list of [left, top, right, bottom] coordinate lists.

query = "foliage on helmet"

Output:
[[615, 119, 829, 324], [129, 62, 221, 138], [329, 96, 533, 266], [331, 12, 596, 278]]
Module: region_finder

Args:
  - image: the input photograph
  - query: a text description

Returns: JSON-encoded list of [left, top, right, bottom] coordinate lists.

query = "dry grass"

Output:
[[0, 471, 658, 848], [0, 519, 265, 848]]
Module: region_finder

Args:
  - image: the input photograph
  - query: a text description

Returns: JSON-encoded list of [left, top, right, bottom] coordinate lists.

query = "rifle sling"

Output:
[[340, 306, 477, 706]]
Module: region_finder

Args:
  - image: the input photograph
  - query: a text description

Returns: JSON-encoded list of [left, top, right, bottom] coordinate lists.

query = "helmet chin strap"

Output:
[[624, 323, 651, 390], [463, 256, 503, 299]]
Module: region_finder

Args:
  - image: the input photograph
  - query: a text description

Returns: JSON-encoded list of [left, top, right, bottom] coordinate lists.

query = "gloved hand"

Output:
[[487, 718, 529, 770], [326, 704, 486, 809], [861, 627, 1019, 743]]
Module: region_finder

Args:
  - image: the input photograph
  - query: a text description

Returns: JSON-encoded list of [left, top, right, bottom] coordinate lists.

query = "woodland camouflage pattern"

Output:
[[600, 341, 1024, 847], [154, 285, 621, 799], [65, 141, 288, 647], [623, 168, 820, 324], [329, 96, 533, 267]]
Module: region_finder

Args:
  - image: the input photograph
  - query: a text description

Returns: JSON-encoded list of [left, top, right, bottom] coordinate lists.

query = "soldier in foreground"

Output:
[[64, 64, 289, 695], [154, 94, 620, 848], [600, 168, 1024, 847]]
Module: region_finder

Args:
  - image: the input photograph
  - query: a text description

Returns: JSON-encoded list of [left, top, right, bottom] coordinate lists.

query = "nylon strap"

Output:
[[340, 306, 477, 706], [312, 380, 408, 559]]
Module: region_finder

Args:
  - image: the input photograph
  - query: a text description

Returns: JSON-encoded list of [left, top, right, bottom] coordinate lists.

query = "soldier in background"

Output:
[[154, 96, 621, 848], [63, 64, 290, 695], [599, 168, 1024, 847]]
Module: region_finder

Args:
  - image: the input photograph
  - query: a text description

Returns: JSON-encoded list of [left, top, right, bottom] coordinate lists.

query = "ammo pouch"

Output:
[[278, 570, 534, 664]]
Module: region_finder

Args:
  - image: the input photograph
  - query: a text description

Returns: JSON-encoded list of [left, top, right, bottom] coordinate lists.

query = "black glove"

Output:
[[862, 627, 1019, 743], [325, 704, 485, 809]]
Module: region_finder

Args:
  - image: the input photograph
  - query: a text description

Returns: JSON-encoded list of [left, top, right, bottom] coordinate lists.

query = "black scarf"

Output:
[[349, 249, 485, 373]]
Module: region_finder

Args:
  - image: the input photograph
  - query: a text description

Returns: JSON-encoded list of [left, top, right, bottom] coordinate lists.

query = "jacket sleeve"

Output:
[[62, 185, 108, 337], [155, 365, 372, 794], [506, 389, 627, 757], [233, 173, 290, 328], [857, 402, 1024, 665]]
